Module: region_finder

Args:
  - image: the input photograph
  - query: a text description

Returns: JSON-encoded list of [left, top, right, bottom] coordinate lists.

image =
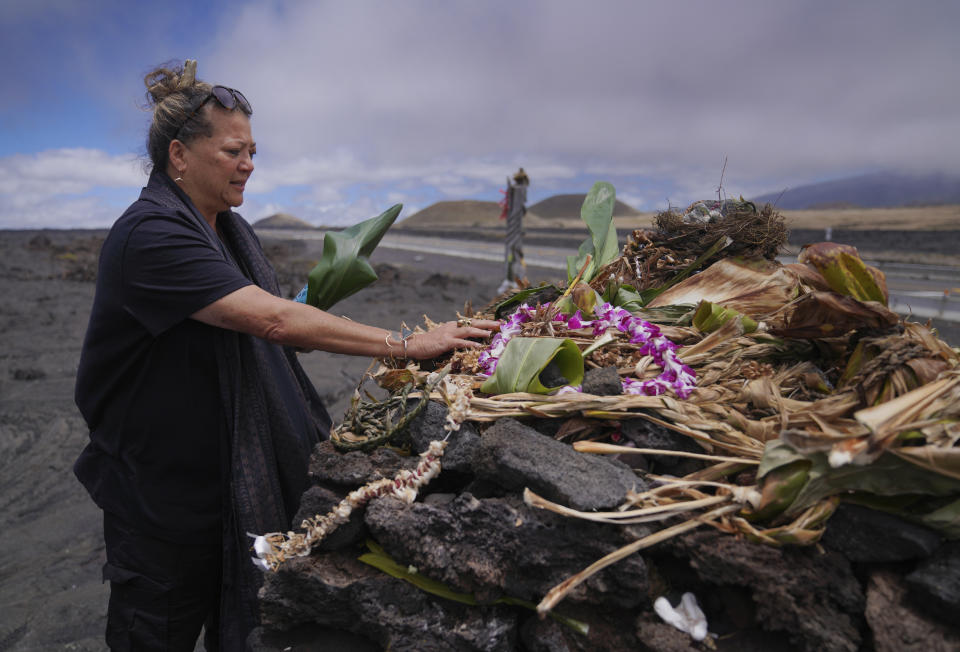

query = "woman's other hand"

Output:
[[404, 319, 500, 360]]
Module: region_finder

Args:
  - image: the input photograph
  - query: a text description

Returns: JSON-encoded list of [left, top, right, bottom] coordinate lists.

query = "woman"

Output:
[[74, 60, 498, 651]]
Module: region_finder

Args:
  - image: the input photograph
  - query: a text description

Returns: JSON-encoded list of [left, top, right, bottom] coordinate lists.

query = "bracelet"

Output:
[[384, 332, 395, 357], [400, 324, 414, 359]]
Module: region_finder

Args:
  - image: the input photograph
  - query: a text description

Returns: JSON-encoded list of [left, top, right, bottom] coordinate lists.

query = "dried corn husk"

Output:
[[797, 242, 888, 305]]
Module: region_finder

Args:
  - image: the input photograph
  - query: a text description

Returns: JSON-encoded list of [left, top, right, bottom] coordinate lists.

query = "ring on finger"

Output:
[[457, 318, 472, 327]]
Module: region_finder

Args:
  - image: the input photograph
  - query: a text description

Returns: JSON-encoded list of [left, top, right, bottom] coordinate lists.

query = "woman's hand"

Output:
[[404, 318, 500, 360], [193, 284, 502, 359]]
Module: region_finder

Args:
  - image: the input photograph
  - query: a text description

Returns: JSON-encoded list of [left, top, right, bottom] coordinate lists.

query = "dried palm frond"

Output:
[[765, 291, 899, 339], [647, 257, 801, 316], [849, 371, 960, 465]]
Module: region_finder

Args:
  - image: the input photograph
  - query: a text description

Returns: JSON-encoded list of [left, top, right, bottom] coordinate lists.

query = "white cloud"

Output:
[[4, 1, 960, 228], [0, 149, 145, 228], [200, 0, 959, 194], [0, 149, 143, 194]]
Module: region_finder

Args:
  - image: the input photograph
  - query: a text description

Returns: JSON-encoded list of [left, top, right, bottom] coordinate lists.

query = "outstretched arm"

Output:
[[191, 284, 498, 359]]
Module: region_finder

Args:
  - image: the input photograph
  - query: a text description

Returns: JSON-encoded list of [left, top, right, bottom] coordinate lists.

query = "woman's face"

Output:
[[177, 108, 256, 221]]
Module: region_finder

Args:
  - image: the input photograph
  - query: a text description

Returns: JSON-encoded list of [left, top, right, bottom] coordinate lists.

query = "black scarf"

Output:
[[143, 171, 331, 646]]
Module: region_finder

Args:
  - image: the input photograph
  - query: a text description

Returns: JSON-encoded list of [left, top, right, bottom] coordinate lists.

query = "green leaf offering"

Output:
[[692, 300, 758, 334], [359, 540, 590, 635], [489, 284, 562, 320], [797, 242, 888, 306], [480, 338, 584, 395], [360, 539, 478, 606], [756, 440, 960, 533], [305, 204, 402, 311], [553, 282, 602, 316], [566, 182, 619, 284]]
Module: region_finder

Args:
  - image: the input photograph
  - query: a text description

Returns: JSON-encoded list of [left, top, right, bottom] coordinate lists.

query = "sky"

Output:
[[1, 0, 958, 229]]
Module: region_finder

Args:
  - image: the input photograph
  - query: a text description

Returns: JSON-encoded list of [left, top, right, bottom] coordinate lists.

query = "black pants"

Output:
[[103, 513, 222, 651]]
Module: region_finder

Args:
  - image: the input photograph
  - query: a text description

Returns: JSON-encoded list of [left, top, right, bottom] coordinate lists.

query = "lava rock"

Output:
[[521, 607, 641, 652], [634, 613, 701, 652], [472, 418, 643, 511], [291, 485, 366, 551], [620, 417, 703, 475], [670, 530, 864, 652], [257, 551, 517, 651], [11, 368, 46, 381], [582, 365, 622, 396], [422, 272, 467, 289], [407, 400, 480, 474], [308, 440, 417, 486], [520, 617, 583, 652], [620, 417, 694, 452], [364, 492, 648, 608], [865, 570, 960, 652], [248, 623, 379, 651], [820, 503, 942, 563], [538, 360, 570, 388], [905, 540, 960, 625]]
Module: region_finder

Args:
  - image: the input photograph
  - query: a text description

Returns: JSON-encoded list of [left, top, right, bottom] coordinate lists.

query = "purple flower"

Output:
[[477, 299, 698, 399], [567, 310, 593, 330]]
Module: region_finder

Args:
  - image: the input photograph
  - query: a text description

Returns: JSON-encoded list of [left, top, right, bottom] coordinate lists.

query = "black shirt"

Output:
[[75, 175, 252, 542]]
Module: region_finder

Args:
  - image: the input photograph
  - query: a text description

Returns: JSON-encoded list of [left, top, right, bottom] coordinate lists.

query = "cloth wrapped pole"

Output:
[[504, 175, 527, 283]]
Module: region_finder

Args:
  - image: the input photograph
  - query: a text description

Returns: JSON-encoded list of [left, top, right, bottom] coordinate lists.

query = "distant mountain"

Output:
[[402, 194, 643, 229], [253, 213, 316, 229], [751, 172, 960, 209], [528, 194, 640, 218], [401, 200, 502, 228]]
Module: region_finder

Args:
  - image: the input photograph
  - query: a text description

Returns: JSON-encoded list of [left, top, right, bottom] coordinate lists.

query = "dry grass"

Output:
[[779, 204, 960, 230], [614, 204, 960, 232], [403, 202, 960, 232]]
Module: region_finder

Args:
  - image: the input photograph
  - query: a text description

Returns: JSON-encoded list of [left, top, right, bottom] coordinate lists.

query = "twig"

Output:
[[772, 187, 788, 208], [524, 488, 732, 525], [536, 504, 741, 614], [717, 156, 728, 204], [573, 441, 758, 465]]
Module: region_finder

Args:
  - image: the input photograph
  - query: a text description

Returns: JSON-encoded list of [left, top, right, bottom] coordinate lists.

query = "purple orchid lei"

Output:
[[477, 302, 697, 398]]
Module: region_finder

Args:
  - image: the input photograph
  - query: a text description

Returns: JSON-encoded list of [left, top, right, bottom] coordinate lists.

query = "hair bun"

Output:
[[144, 59, 199, 106]]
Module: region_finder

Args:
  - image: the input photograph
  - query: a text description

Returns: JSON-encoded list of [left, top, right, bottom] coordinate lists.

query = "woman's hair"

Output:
[[142, 60, 215, 171]]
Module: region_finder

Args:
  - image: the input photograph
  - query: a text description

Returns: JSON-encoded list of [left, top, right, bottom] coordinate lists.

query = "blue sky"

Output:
[[2, 0, 958, 229]]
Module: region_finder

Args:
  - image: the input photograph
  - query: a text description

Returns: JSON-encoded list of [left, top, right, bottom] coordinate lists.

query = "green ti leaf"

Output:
[[757, 440, 960, 533], [359, 540, 590, 635], [692, 300, 758, 334], [306, 204, 402, 311], [480, 338, 584, 395], [360, 539, 478, 606], [490, 284, 562, 320], [566, 182, 619, 284]]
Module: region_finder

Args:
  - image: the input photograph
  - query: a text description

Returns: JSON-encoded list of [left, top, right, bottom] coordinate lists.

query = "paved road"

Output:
[[261, 228, 960, 327]]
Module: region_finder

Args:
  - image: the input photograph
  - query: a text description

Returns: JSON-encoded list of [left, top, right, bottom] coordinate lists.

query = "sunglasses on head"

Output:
[[200, 85, 252, 115], [176, 85, 252, 138]]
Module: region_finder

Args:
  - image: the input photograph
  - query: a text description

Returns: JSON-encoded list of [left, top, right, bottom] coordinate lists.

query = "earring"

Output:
[[174, 170, 184, 183]]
